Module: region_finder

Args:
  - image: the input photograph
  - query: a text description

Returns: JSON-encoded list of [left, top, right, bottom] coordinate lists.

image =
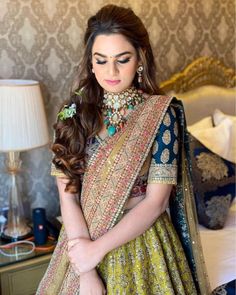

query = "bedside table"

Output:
[[0, 253, 52, 295], [0, 243, 53, 295]]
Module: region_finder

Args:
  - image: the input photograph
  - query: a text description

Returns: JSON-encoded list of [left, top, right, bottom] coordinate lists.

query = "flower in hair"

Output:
[[58, 103, 76, 120]]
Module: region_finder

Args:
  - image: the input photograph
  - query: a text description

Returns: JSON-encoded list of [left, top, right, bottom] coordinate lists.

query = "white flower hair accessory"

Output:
[[58, 103, 76, 121]]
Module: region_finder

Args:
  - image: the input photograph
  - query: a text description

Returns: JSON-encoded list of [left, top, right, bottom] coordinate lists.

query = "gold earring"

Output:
[[137, 65, 143, 84]]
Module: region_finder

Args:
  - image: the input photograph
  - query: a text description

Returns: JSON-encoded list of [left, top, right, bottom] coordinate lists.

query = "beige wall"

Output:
[[0, 0, 235, 217]]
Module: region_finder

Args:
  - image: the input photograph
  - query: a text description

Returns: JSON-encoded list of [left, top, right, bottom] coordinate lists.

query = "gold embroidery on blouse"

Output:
[[152, 141, 159, 154], [173, 139, 179, 155], [162, 129, 171, 145], [172, 158, 177, 165], [174, 121, 178, 137], [161, 148, 170, 163], [148, 160, 177, 184], [163, 112, 171, 127], [170, 107, 176, 118]]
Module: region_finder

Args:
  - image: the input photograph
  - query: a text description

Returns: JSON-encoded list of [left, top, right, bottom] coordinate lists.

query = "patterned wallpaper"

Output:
[[0, 0, 235, 219]]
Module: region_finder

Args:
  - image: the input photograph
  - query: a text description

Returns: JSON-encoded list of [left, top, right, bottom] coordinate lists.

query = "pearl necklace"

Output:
[[102, 87, 143, 136]]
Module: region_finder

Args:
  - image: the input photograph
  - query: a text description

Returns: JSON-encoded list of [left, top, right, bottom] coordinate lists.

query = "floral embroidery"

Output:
[[212, 283, 228, 295], [161, 148, 170, 163], [172, 158, 177, 165], [173, 139, 178, 155], [205, 194, 232, 227], [174, 121, 178, 137], [162, 129, 171, 145], [163, 112, 171, 127], [148, 160, 177, 184], [152, 140, 159, 154], [196, 152, 228, 181], [170, 106, 176, 118], [98, 213, 197, 294]]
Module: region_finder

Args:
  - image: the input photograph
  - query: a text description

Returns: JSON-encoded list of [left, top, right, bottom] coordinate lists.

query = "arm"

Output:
[[57, 177, 106, 293], [69, 182, 173, 273], [96, 182, 172, 254], [56, 177, 90, 240]]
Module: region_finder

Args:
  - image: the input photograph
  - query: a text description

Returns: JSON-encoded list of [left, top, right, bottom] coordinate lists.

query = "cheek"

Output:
[[92, 64, 103, 80], [125, 63, 138, 78]]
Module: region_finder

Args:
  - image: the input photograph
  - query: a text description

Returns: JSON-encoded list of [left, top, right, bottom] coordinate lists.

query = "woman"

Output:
[[37, 4, 210, 295]]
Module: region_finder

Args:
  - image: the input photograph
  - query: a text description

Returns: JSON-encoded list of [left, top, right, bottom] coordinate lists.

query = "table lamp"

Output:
[[0, 79, 49, 241]]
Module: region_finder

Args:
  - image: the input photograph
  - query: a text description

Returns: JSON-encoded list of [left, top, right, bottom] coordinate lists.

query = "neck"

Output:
[[102, 86, 144, 137]]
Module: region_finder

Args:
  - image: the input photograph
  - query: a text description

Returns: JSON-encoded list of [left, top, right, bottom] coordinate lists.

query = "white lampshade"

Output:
[[0, 79, 49, 151]]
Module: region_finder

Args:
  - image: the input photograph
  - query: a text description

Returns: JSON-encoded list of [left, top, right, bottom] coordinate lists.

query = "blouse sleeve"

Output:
[[147, 106, 179, 185]]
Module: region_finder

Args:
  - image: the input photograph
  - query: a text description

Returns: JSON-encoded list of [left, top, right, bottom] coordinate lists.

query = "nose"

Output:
[[108, 61, 118, 76]]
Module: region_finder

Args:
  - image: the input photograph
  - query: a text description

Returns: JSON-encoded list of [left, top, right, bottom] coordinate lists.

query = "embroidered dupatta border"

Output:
[[81, 94, 173, 240]]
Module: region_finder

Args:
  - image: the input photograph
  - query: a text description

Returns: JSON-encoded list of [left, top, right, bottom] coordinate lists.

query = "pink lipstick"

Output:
[[105, 80, 120, 86]]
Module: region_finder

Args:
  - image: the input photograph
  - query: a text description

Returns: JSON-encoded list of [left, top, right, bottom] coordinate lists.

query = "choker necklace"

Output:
[[102, 87, 144, 136]]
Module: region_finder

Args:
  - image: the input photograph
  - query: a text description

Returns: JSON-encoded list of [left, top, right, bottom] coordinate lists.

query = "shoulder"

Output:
[[143, 93, 182, 116], [143, 93, 182, 107]]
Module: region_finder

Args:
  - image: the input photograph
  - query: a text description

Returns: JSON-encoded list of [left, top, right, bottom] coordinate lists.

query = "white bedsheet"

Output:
[[199, 199, 236, 291]]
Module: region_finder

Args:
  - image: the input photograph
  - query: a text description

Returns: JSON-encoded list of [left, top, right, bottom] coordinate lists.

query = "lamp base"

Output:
[[1, 227, 33, 242]]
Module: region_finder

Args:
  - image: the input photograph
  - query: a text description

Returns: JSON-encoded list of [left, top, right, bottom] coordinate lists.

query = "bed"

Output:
[[160, 56, 236, 294]]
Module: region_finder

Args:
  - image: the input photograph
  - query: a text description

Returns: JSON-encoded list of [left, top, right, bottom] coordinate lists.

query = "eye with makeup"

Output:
[[95, 57, 131, 65], [117, 57, 131, 64], [95, 59, 107, 65]]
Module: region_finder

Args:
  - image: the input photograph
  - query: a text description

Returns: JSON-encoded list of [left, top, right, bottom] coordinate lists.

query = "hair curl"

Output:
[[52, 4, 163, 193]]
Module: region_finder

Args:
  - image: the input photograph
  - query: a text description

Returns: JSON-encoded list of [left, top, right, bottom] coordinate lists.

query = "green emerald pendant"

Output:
[[108, 125, 116, 136]]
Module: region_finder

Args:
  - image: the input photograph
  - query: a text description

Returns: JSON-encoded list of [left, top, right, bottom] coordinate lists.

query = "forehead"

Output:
[[92, 34, 136, 56]]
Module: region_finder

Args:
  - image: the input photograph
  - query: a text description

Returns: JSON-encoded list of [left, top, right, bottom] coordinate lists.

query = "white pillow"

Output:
[[188, 109, 236, 163], [213, 109, 236, 125]]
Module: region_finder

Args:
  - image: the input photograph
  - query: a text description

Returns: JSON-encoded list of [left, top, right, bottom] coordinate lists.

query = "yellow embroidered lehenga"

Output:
[[37, 94, 210, 295]]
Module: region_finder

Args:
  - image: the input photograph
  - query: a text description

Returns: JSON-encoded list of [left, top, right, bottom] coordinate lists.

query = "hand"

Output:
[[80, 269, 106, 295], [68, 238, 104, 273]]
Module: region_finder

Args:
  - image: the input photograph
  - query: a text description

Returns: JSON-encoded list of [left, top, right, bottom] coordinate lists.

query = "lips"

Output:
[[105, 80, 121, 86]]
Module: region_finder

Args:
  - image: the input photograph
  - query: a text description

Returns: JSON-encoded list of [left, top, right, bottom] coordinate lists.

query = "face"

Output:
[[91, 34, 139, 93]]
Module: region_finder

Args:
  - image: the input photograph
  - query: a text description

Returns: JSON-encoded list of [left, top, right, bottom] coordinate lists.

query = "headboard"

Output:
[[159, 56, 236, 125], [160, 56, 236, 93]]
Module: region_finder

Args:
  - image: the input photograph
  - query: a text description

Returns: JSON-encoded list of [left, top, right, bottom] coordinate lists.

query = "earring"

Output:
[[91, 68, 95, 73], [137, 65, 143, 84]]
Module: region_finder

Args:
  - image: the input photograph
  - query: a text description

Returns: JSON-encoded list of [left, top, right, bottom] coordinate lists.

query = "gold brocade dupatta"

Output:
[[80, 94, 172, 240]]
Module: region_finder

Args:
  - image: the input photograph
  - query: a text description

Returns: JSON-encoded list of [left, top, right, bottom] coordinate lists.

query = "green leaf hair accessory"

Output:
[[74, 89, 82, 96], [58, 103, 76, 120]]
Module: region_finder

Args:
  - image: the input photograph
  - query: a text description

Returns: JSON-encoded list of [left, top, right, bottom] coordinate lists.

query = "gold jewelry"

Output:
[[102, 87, 143, 136], [137, 65, 143, 84]]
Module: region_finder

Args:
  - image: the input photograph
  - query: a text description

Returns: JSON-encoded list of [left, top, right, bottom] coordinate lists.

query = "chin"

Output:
[[102, 83, 132, 93]]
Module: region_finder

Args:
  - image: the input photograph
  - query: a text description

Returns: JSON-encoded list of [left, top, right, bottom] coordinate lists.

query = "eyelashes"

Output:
[[96, 60, 106, 65], [96, 58, 131, 65], [118, 58, 131, 64]]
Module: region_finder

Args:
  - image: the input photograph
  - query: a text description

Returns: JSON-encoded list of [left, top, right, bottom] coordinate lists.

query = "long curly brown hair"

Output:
[[52, 4, 163, 193]]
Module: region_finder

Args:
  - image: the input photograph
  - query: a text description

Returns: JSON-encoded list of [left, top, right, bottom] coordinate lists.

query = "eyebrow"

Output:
[[93, 51, 132, 58]]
